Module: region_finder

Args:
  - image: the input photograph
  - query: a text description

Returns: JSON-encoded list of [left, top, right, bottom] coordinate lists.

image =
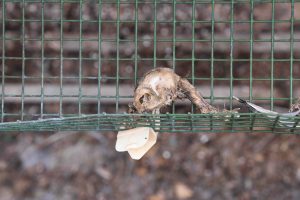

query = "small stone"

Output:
[[174, 182, 193, 199]]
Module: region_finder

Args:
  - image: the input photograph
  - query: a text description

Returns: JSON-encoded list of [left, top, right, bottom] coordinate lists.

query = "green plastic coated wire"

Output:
[[0, 0, 299, 133]]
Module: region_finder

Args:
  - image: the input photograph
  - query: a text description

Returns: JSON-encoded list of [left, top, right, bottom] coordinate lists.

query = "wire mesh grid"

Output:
[[0, 0, 300, 133]]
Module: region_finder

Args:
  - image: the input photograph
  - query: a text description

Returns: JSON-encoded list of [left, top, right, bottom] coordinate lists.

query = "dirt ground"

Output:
[[1, 132, 300, 200], [1, 2, 300, 200]]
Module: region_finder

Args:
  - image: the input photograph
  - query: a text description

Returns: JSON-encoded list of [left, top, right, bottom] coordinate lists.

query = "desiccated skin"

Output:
[[128, 67, 218, 114]]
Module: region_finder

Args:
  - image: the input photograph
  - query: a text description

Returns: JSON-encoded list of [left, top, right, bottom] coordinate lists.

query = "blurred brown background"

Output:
[[1, 1, 300, 200]]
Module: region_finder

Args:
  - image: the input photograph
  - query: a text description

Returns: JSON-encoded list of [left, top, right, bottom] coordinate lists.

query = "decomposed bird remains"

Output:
[[128, 67, 218, 114]]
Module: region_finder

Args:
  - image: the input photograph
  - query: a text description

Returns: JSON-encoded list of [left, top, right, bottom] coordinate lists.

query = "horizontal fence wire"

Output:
[[1, 0, 297, 3], [0, 0, 299, 132], [0, 113, 299, 133]]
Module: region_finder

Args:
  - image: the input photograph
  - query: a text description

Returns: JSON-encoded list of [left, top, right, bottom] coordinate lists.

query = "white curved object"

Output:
[[115, 127, 158, 160]]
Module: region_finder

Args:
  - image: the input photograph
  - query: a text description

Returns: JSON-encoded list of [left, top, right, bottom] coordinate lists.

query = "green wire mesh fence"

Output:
[[0, 0, 300, 133]]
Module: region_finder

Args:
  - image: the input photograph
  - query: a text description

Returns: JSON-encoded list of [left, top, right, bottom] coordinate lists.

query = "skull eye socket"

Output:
[[139, 93, 151, 104], [139, 96, 144, 104]]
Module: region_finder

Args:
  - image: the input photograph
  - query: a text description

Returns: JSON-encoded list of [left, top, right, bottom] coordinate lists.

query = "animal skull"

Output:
[[130, 67, 218, 114]]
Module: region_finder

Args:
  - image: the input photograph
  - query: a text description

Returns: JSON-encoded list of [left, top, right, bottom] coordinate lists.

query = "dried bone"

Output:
[[129, 67, 218, 114]]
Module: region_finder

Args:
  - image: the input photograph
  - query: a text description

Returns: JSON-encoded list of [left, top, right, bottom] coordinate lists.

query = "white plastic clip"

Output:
[[115, 127, 158, 160]]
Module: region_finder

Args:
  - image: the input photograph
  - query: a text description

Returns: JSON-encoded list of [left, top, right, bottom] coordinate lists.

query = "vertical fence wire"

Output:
[[210, 0, 215, 131], [172, 0, 176, 115], [1, 0, 6, 122], [172, 0, 176, 70], [116, 1, 120, 112], [270, 0, 275, 110], [59, 0, 64, 117], [153, 0, 157, 69], [210, 0, 215, 105], [78, 1, 83, 115], [191, 0, 195, 113], [21, 0, 25, 120], [98, 0, 102, 114], [290, 0, 294, 106], [40, 0, 45, 119], [249, 0, 254, 131], [229, 0, 234, 110], [134, 0, 138, 86], [249, 0, 254, 102]]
